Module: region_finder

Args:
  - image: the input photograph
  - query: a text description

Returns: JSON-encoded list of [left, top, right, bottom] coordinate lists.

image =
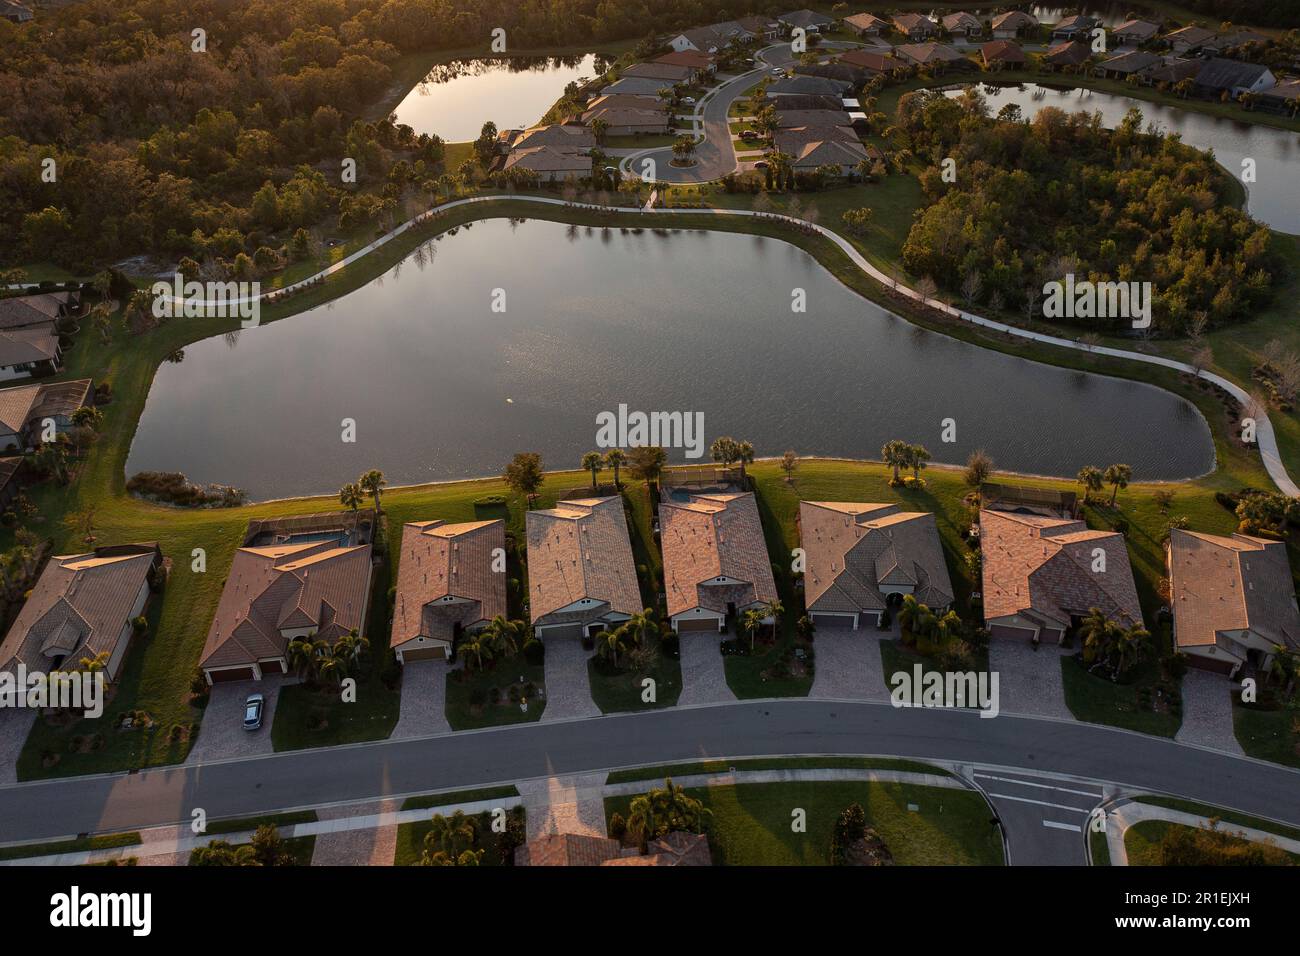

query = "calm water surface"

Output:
[[392, 54, 605, 142], [947, 82, 1300, 233], [128, 220, 1214, 500]]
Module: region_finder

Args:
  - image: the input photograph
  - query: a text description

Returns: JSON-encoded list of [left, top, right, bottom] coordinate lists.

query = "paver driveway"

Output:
[[988, 640, 1073, 720], [810, 627, 889, 701], [0, 709, 34, 785], [540, 639, 598, 721], [1175, 669, 1244, 754], [391, 660, 451, 738], [677, 635, 734, 705], [186, 675, 289, 763]]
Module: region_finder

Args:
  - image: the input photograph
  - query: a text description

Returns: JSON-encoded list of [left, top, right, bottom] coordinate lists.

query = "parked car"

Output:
[[770, 67, 784, 76], [682, 96, 696, 105], [740, 129, 759, 140], [243, 693, 265, 731], [754, 161, 769, 170]]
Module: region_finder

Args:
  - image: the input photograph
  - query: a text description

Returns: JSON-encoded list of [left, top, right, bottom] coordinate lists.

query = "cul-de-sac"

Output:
[[1, 0, 1299, 873]]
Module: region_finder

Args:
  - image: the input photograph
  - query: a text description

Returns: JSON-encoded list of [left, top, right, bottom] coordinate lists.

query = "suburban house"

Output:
[[795, 61, 872, 85], [778, 9, 834, 34], [668, 20, 758, 54], [1096, 49, 1162, 80], [1193, 58, 1277, 98], [503, 145, 593, 182], [843, 12, 889, 37], [501, 125, 595, 152], [982, 39, 1027, 70], [980, 509, 1142, 643], [941, 12, 984, 40], [0, 543, 162, 685], [0, 292, 76, 380], [1260, 77, 1300, 113], [774, 108, 856, 129], [991, 10, 1038, 39], [776, 127, 871, 173], [1143, 56, 1204, 87], [1051, 14, 1097, 40], [838, 49, 907, 76], [1166, 529, 1300, 678], [525, 496, 640, 640], [0, 1, 32, 23], [1205, 29, 1270, 55], [659, 492, 778, 634], [0, 291, 78, 326], [1112, 19, 1160, 46], [390, 519, 506, 664], [621, 61, 695, 84], [801, 502, 954, 630], [200, 525, 373, 683], [769, 93, 849, 111], [516, 830, 710, 866], [895, 42, 972, 71], [653, 50, 716, 80], [737, 15, 781, 41], [1164, 24, 1216, 54], [1043, 40, 1094, 71], [582, 96, 670, 134], [599, 75, 675, 96], [892, 13, 937, 41], [0, 378, 93, 451], [767, 75, 853, 97]]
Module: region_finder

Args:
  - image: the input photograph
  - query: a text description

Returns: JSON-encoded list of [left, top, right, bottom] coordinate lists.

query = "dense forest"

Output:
[[896, 89, 1280, 335], [1180, 0, 1300, 29], [0, 0, 780, 267]]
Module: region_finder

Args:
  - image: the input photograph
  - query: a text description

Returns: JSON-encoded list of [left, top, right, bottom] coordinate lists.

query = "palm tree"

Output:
[[1112, 625, 1151, 678], [1079, 608, 1111, 663], [317, 648, 349, 686], [483, 616, 523, 660], [897, 594, 921, 640], [34, 442, 70, 485], [1103, 463, 1132, 507], [78, 650, 111, 674], [334, 629, 370, 669], [90, 302, 113, 343], [595, 626, 630, 668], [359, 469, 387, 513], [581, 451, 604, 490], [908, 443, 931, 481], [604, 448, 626, 489], [339, 482, 364, 513], [626, 608, 656, 648], [764, 598, 784, 639], [1077, 465, 1104, 505], [287, 637, 320, 679], [742, 607, 766, 651], [881, 439, 908, 483]]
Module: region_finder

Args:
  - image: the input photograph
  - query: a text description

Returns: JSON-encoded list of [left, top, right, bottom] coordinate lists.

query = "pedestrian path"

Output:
[[1105, 799, 1300, 865]]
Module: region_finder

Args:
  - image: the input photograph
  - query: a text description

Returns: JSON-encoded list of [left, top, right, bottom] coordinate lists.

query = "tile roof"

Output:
[[1113, 19, 1160, 40], [774, 109, 854, 128], [503, 145, 593, 174], [0, 324, 59, 367], [392, 519, 507, 648], [843, 13, 888, 32], [660, 492, 777, 618], [599, 76, 673, 96], [0, 383, 40, 433], [515, 833, 624, 865], [802, 502, 955, 615], [1167, 529, 1300, 652], [1194, 57, 1273, 91], [786, 138, 871, 168], [982, 40, 1027, 63], [991, 11, 1037, 31], [893, 13, 937, 33], [1099, 50, 1162, 74], [1044, 40, 1093, 66], [0, 293, 68, 330], [980, 509, 1142, 629], [838, 49, 906, 73], [581, 105, 671, 129], [941, 12, 983, 32], [201, 537, 372, 669], [767, 75, 853, 96], [653, 51, 714, 69], [896, 42, 970, 65], [1165, 25, 1216, 46], [0, 544, 159, 679], [622, 62, 694, 82], [526, 496, 641, 625], [779, 9, 834, 29], [510, 125, 595, 150]]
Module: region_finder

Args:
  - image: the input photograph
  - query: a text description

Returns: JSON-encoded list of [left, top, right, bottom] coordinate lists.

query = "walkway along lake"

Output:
[[947, 82, 1300, 234], [126, 218, 1215, 500]]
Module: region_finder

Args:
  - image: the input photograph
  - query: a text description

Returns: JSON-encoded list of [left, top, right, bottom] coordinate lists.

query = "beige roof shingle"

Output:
[[526, 497, 640, 625], [660, 492, 776, 618], [391, 519, 506, 649]]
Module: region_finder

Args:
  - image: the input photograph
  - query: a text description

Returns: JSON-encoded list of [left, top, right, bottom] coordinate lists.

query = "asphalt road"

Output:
[[974, 768, 1107, 865], [2, 700, 1297, 846]]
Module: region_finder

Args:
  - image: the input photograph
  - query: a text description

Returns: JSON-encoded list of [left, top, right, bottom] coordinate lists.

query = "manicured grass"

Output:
[[606, 756, 952, 784], [879, 637, 990, 702], [400, 786, 520, 811], [1124, 819, 1300, 865], [1090, 827, 1111, 866], [394, 807, 525, 866], [1060, 656, 1182, 738], [723, 631, 814, 698], [605, 780, 1003, 865], [203, 810, 318, 836], [188, 834, 316, 866], [1133, 795, 1300, 844], [444, 660, 546, 730], [0, 831, 141, 862], [587, 641, 682, 713], [1231, 699, 1300, 768]]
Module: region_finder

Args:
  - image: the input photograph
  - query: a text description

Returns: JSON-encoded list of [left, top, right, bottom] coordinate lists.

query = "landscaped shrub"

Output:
[[126, 471, 247, 508], [522, 638, 544, 666]]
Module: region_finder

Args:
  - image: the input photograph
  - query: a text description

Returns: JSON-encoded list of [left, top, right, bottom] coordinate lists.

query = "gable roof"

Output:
[[1113, 19, 1160, 40], [1053, 14, 1097, 33], [982, 40, 1027, 64], [896, 42, 969, 65], [1165, 24, 1216, 46], [1168, 529, 1300, 652], [774, 109, 854, 128], [1099, 49, 1162, 74], [837, 49, 906, 73], [0, 544, 159, 679], [1194, 57, 1273, 91], [660, 492, 777, 618], [0, 293, 68, 330], [622, 61, 694, 82], [767, 75, 852, 96], [526, 497, 640, 623], [843, 13, 888, 33], [510, 125, 595, 150], [201, 537, 371, 669], [504, 145, 592, 174], [893, 13, 936, 34], [653, 51, 714, 69], [980, 509, 1142, 630], [392, 519, 506, 648], [942, 12, 983, 32], [0, 377, 95, 436], [779, 9, 834, 29], [0, 324, 59, 368], [802, 502, 955, 615], [1044, 40, 1093, 66], [991, 11, 1037, 32]]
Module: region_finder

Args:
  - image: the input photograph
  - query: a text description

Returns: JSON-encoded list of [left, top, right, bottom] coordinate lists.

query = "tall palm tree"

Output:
[[483, 616, 522, 660], [908, 443, 931, 480], [881, 439, 908, 482], [1078, 608, 1111, 663], [581, 451, 604, 490], [1112, 625, 1151, 678], [604, 448, 626, 489], [595, 626, 629, 668], [1077, 465, 1103, 505], [764, 598, 784, 639], [742, 607, 766, 652], [287, 637, 319, 679], [459, 630, 494, 672], [1104, 463, 1132, 507], [626, 608, 656, 648], [897, 594, 922, 639], [359, 469, 387, 513], [339, 482, 363, 513]]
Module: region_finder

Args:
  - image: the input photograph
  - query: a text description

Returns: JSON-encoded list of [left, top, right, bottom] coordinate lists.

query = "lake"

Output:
[[946, 82, 1300, 233], [127, 219, 1214, 500], [391, 54, 608, 143]]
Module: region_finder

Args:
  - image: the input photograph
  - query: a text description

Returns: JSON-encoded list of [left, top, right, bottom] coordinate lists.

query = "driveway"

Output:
[[540, 640, 598, 721], [0, 709, 34, 785], [391, 660, 451, 738], [988, 641, 1073, 720], [810, 627, 889, 701], [1175, 669, 1244, 755], [518, 772, 608, 840], [185, 675, 289, 763], [310, 798, 402, 866], [677, 635, 734, 705]]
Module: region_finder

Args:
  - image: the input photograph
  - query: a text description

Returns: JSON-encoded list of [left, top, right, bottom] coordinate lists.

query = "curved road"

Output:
[[1, 699, 1297, 847]]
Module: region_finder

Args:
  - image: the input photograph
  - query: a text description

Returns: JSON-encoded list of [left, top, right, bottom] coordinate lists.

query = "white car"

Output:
[[682, 96, 696, 105], [770, 67, 784, 76]]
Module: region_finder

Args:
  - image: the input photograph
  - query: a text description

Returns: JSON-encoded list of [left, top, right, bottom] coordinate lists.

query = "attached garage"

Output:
[[811, 612, 861, 630], [206, 666, 256, 683], [989, 623, 1037, 641], [1185, 651, 1238, 675], [258, 659, 286, 674], [398, 642, 448, 663], [677, 617, 721, 633]]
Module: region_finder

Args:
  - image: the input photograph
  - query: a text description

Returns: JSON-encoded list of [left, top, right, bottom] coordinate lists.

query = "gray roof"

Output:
[[1195, 57, 1272, 91]]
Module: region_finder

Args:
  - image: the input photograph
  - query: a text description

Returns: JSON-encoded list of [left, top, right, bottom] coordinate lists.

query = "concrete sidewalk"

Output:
[[1104, 800, 1300, 865]]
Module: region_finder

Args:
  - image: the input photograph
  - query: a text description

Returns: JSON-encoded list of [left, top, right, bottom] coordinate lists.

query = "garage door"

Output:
[[207, 666, 256, 683], [989, 624, 1036, 641], [1187, 653, 1235, 675], [811, 613, 857, 630], [677, 618, 719, 633], [259, 659, 285, 674], [401, 644, 447, 662]]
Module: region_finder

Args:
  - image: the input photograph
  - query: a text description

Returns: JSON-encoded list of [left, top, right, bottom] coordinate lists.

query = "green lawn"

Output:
[[444, 660, 546, 730], [1231, 699, 1300, 768], [879, 637, 990, 702], [393, 807, 525, 866], [1124, 819, 1300, 866], [588, 640, 682, 713], [606, 756, 952, 784], [202, 810, 317, 836], [1059, 656, 1182, 738], [1090, 828, 1111, 866], [1132, 795, 1300, 843], [0, 831, 140, 862], [605, 780, 1003, 865]]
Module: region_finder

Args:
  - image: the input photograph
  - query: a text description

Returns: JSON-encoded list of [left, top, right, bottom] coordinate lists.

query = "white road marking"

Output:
[[1042, 820, 1083, 832], [974, 772, 1103, 799], [988, 792, 1091, 814]]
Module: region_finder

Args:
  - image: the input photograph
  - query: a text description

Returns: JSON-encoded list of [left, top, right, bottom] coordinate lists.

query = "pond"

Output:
[[1027, 3, 1138, 28], [946, 82, 1300, 233], [391, 54, 608, 143], [126, 219, 1215, 501]]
